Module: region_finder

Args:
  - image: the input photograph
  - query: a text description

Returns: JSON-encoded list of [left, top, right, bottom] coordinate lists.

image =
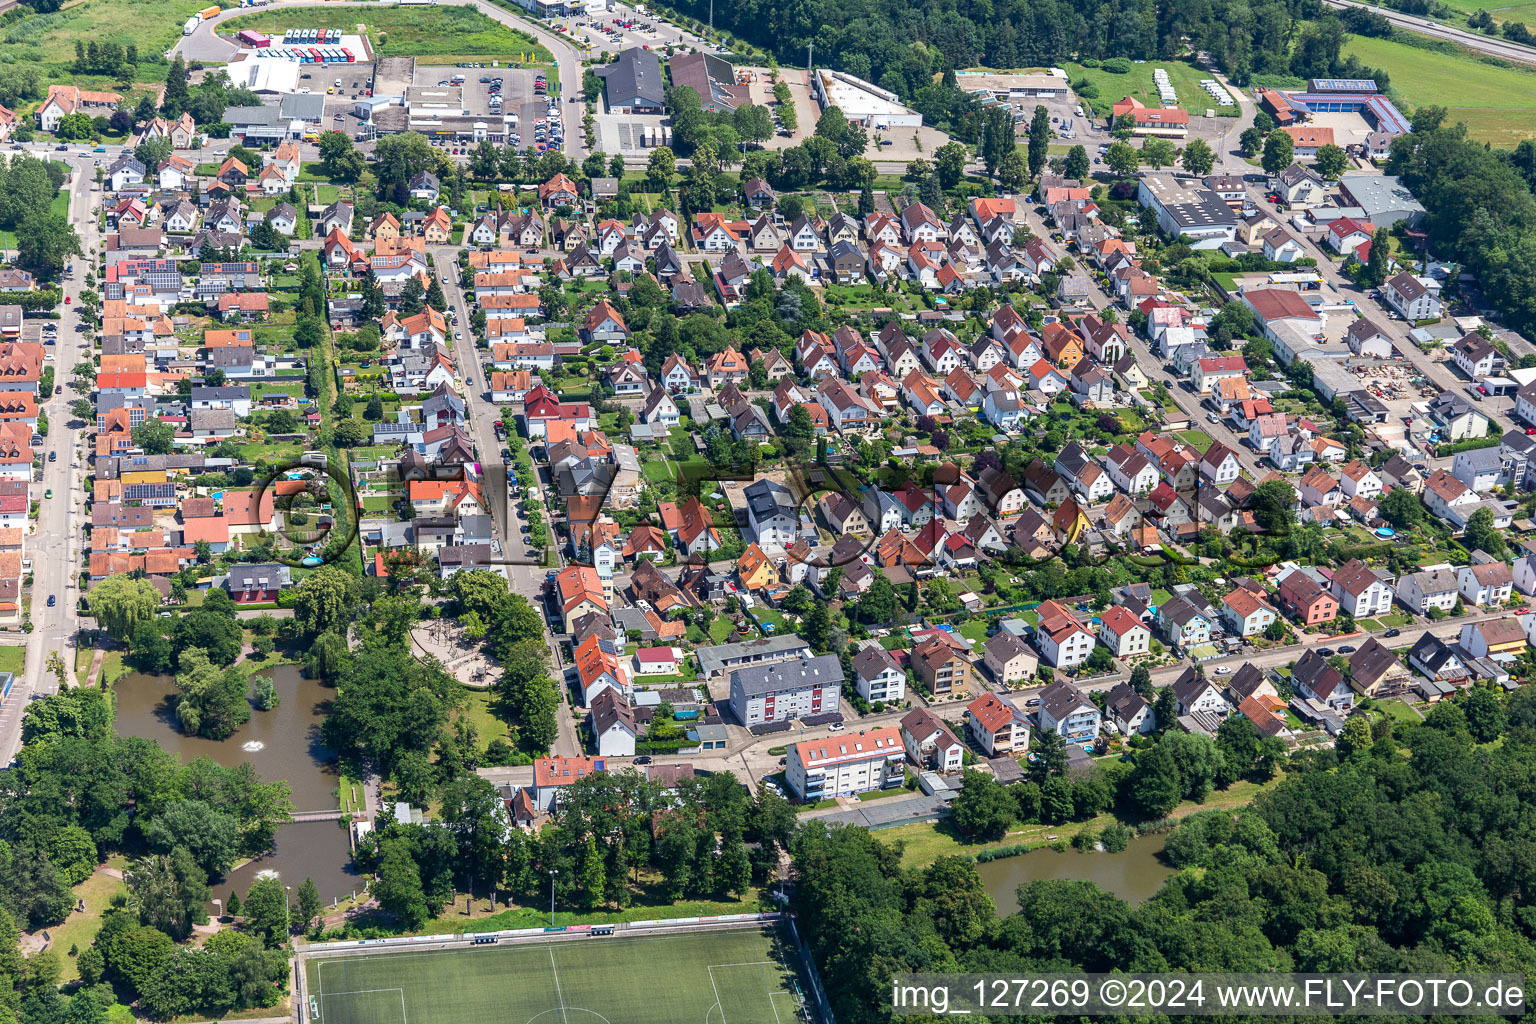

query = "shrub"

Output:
[[1101, 57, 1133, 74], [1101, 822, 1133, 852]]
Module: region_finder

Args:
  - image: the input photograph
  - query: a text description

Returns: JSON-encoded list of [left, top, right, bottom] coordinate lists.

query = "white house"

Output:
[[1458, 559, 1514, 607], [1381, 272, 1442, 321], [850, 645, 906, 705], [1329, 559, 1394, 618]]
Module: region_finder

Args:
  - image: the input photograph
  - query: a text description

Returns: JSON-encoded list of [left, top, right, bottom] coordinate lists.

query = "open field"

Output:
[[1, 0, 203, 72], [1432, 0, 1536, 24], [305, 926, 803, 1024], [218, 7, 553, 64], [1064, 58, 1229, 118], [1343, 33, 1536, 145]]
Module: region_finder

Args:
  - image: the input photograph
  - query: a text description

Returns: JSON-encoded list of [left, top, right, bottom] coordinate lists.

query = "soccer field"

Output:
[[304, 926, 807, 1024]]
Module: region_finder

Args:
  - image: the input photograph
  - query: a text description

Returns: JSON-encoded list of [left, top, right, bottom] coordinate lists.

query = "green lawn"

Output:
[[1343, 33, 1536, 145], [1176, 430, 1214, 452], [0, 645, 24, 676], [0, 0, 204, 73], [46, 870, 128, 982], [219, 5, 553, 62], [1065, 58, 1238, 118], [957, 619, 990, 647], [455, 689, 512, 747], [1378, 697, 1424, 725], [304, 926, 802, 1024]]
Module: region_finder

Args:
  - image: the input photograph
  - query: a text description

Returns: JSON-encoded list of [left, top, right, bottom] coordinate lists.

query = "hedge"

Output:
[[1437, 435, 1501, 457]]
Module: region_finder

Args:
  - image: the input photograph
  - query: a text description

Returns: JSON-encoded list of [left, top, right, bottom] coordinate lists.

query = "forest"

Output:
[[791, 686, 1536, 1023]]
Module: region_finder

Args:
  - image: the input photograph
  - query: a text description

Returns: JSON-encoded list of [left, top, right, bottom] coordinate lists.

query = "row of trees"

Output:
[[354, 765, 796, 930]]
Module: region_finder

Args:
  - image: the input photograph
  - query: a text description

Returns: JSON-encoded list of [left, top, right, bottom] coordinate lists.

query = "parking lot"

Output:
[[553, 0, 709, 60], [414, 64, 564, 152], [308, 65, 376, 134]]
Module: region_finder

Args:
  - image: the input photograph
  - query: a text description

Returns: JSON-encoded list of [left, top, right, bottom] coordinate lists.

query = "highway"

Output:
[[1321, 0, 1536, 64]]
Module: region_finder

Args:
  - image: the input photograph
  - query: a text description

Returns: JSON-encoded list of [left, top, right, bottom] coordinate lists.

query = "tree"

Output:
[[1105, 141, 1139, 178], [1129, 663, 1153, 699], [1465, 505, 1507, 557], [172, 648, 250, 739], [142, 799, 237, 877], [1028, 105, 1050, 177], [1261, 128, 1295, 175], [294, 877, 322, 933], [1141, 137, 1176, 169], [1336, 714, 1373, 758], [950, 770, 1016, 838], [125, 848, 208, 941], [1314, 142, 1348, 179], [242, 878, 289, 946], [16, 214, 81, 279], [1181, 138, 1215, 176], [373, 837, 428, 929], [293, 565, 354, 639], [1250, 479, 1297, 534], [1240, 127, 1265, 156], [997, 150, 1028, 191], [1462, 687, 1507, 742], [1129, 742, 1184, 817], [1030, 728, 1067, 781], [174, 609, 243, 667], [317, 132, 365, 182], [855, 570, 897, 624], [934, 142, 966, 190], [645, 146, 675, 192], [162, 56, 191, 118], [131, 418, 174, 455], [87, 574, 160, 641], [1378, 487, 1425, 530], [1360, 230, 1390, 286], [1063, 145, 1090, 180]]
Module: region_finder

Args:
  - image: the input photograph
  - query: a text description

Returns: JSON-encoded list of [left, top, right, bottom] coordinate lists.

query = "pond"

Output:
[[114, 664, 361, 902], [977, 834, 1175, 914]]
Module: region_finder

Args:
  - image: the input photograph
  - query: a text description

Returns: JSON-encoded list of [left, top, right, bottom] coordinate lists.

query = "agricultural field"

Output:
[[1064, 58, 1233, 117], [1433, 0, 1536, 25], [218, 6, 553, 64], [0, 0, 203, 74], [303, 926, 805, 1024], [1343, 33, 1536, 145]]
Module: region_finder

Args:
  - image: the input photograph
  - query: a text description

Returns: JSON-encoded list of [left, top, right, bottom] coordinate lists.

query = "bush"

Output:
[[972, 843, 1030, 863], [1073, 79, 1100, 99], [1100, 822, 1133, 852], [1101, 57, 1133, 74], [1071, 828, 1098, 850]]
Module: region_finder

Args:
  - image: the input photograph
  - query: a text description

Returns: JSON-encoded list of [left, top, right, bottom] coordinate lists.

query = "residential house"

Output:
[[966, 693, 1028, 756]]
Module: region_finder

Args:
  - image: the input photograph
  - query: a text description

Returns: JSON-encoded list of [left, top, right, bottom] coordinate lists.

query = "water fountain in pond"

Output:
[[242, 741, 264, 752]]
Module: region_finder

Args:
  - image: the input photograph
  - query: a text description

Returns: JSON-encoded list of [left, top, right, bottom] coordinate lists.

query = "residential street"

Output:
[[0, 152, 97, 765], [432, 251, 583, 757]]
